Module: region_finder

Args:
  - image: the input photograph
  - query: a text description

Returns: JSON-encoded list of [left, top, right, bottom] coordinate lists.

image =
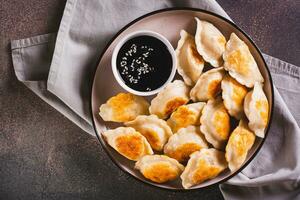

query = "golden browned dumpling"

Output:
[[176, 30, 204, 86], [190, 67, 225, 102], [102, 127, 153, 161], [135, 155, 184, 183], [225, 119, 255, 171], [164, 126, 208, 163], [99, 93, 149, 122], [223, 33, 264, 88], [149, 80, 190, 119], [200, 97, 230, 149], [221, 74, 248, 119], [180, 148, 227, 189], [244, 82, 269, 137], [167, 102, 206, 133], [194, 17, 226, 67], [125, 115, 173, 151]]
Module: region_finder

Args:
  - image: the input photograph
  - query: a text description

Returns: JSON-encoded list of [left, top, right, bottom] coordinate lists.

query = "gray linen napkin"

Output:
[[11, 0, 300, 199]]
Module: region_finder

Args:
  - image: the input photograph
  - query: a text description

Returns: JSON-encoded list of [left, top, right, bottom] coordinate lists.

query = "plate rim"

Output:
[[90, 7, 275, 191]]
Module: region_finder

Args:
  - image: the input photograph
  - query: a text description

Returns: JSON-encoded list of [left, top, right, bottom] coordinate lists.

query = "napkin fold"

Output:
[[11, 0, 300, 199]]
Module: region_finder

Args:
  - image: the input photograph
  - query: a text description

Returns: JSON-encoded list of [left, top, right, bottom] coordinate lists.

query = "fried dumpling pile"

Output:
[[135, 155, 184, 183], [149, 80, 190, 119], [190, 67, 225, 102], [167, 102, 206, 133], [223, 33, 264, 88], [102, 127, 153, 161], [180, 148, 227, 189], [200, 97, 230, 149], [99, 93, 149, 122], [221, 74, 248, 119], [225, 119, 255, 171], [194, 17, 226, 67], [97, 17, 272, 189], [125, 115, 173, 151], [176, 30, 204, 86], [164, 126, 208, 163], [244, 82, 269, 137]]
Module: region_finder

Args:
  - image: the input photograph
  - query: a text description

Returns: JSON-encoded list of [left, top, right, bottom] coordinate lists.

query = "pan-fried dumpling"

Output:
[[99, 93, 149, 122], [223, 33, 264, 88], [125, 115, 173, 151], [244, 82, 269, 137], [194, 17, 226, 67], [135, 155, 184, 183], [102, 127, 153, 161], [167, 102, 206, 132], [164, 126, 208, 163], [149, 80, 190, 119], [221, 74, 248, 119], [190, 67, 225, 102], [225, 119, 255, 171], [176, 30, 205, 86], [200, 97, 230, 149], [180, 148, 227, 189]]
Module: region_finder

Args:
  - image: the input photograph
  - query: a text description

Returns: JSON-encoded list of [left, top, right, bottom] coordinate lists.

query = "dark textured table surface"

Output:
[[1, 1, 299, 200]]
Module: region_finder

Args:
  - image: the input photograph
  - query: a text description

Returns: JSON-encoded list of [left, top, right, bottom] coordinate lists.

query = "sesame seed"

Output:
[[120, 61, 127, 67]]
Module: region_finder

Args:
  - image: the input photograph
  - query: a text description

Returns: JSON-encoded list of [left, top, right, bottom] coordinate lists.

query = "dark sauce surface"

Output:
[[116, 35, 173, 92]]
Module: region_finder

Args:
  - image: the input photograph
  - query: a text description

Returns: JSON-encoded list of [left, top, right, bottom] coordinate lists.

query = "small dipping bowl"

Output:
[[111, 30, 176, 96]]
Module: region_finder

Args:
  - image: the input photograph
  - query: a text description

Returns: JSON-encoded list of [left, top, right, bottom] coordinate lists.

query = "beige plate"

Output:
[[91, 8, 274, 190]]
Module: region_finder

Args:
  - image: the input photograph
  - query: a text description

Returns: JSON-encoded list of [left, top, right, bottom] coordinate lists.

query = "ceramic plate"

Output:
[[90, 8, 274, 190]]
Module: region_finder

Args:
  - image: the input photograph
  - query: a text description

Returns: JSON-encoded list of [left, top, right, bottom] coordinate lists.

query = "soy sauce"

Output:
[[116, 35, 173, 92]]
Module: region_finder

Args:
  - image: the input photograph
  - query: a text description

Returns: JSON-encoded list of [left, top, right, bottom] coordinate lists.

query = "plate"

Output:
[[90, 8, 274, 190]]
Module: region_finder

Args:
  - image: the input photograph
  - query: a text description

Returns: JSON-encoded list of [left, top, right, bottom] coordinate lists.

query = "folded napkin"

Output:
[[11, 0, 300, 199]]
